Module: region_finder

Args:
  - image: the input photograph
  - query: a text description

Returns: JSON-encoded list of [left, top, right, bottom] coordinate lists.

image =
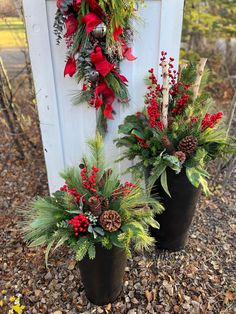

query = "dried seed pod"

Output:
[[174, 151, 186, 163], [161, 135, 176, 155]]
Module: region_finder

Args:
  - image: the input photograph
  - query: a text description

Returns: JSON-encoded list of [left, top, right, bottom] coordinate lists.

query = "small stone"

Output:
[[128, 291, 134, 298], [192, 300, 200, 311], [44, 272, 53, 281], [134, 283, 141, 290], [34, 289, 41, 297], [53, 311, 63, 314], [68, 260, 77, 270], [131, 297, 139, 304], [7, 253, 14, 258], [125, 296, 130, 303], [141, 279, 148, 286], [97, 307, 104, 313]]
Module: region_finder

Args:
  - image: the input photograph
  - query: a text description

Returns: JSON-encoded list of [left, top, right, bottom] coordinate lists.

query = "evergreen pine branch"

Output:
[[87, 132, 106, 173]]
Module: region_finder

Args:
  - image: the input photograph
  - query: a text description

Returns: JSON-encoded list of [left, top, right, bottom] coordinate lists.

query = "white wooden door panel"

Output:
[[23, 0, 184, 192]]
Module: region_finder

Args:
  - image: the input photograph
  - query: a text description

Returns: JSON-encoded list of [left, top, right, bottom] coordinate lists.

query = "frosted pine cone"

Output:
[[174, 151, 186, 163], [161, 135, 176, 155], [99, 210, 121, 232], [177, 135, 198, 156]]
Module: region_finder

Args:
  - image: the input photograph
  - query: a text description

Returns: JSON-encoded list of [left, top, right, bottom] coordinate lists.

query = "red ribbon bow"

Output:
[[65, 15, 78, 37], [82, 12, 101, 33], [90, 47, 114, 77]]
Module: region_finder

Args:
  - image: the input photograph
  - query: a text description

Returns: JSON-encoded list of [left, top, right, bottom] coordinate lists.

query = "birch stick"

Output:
[[192, 58, 207, 101], [178, 63, 187, 81], [226, 91, 236, 137], [161, 60, 169, 128]]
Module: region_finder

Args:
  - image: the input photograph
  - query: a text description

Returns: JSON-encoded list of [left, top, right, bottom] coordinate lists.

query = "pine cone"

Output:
[[99, 210, 121, 232], [177, 135, 198, 156], [99, 168, 113, 189], [174, 151, 186, 163], [88, 196, 103, 216], [161, 135, 176, 155]]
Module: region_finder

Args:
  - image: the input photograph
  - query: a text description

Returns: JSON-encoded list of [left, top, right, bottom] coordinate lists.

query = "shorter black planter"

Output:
[[146, 168, 201, 251], [78, 244, 127, 305]]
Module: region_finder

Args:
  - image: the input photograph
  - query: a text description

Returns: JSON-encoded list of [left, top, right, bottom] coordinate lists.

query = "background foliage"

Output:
[[182, 0, 236, 108]]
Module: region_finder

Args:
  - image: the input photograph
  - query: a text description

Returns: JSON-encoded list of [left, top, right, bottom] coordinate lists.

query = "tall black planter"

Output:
[[78, 244, 127, 305], [146, 168, 201, 251]]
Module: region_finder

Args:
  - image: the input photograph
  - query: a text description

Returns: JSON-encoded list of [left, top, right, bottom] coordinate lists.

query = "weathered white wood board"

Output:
[[23, 0, 184, 193]]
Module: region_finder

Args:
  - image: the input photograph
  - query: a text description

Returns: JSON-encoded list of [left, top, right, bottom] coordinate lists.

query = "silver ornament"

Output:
[[91, 23, 107, 39], [89, 70, 99, 82]]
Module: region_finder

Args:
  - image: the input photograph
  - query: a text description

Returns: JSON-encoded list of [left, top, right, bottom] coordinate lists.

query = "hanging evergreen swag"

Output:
[[54, 0, 142, 133]]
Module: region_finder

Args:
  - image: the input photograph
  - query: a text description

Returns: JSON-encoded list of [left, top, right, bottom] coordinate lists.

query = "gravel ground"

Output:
[[0, 55, 235, 314], [0, 125, 236, 314]]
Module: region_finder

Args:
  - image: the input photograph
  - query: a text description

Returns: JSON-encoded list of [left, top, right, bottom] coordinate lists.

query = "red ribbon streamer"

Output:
[[95, 81, 115, 119], [82, 13, 101, 33], [65, 15, 78, 37], [57, 0, 62, 9], [64, 56, 77, 77], [90, 47, 114, 77], [113, 70, 128, 85], [113, 25, 123, 41], [120, 38, 137, 61]]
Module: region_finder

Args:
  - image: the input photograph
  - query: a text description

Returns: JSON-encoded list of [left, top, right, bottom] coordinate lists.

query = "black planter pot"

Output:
[[146, 168, 201, 251], [78, 244, 127, 305]]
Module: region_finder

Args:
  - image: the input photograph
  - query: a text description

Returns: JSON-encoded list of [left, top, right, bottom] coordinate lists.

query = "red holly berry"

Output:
[[68, 214, 89, 236], [201, 112, 223, 131]]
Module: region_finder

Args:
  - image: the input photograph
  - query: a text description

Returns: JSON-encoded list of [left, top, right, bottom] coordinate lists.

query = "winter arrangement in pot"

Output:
[[54, 0, 143, 134], [115, 52, 236, 251], [23, 133, 162, 305]]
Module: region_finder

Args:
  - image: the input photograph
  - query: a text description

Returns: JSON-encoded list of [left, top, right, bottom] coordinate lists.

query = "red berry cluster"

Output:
[[201, 112, 223, 131], [81, 166, 100, 193], [190, 116, 199, 126], [172, 93, 189, 115], [157, 121, 165, 130], [169, 82, 190, 97], [145, 69, 162, 128], [113, 182, 136, 199], [60, 185, 67, 192], [133, 135, 149, 149], [147, 99, 161, 128], [60, 185, 84, 204], [68, 214, 89, 237]]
